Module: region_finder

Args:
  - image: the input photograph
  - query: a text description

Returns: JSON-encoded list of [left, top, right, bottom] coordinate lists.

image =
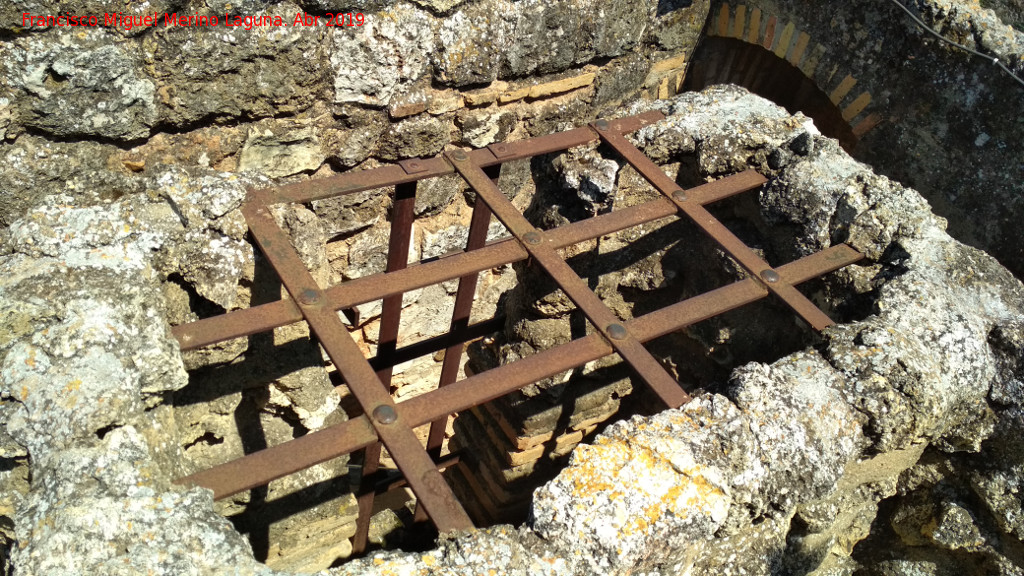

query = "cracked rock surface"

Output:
[[1, 86, 1022, 575]]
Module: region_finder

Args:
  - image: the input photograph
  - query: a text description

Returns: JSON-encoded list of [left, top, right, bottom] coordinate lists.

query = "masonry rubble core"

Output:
[[1, 0, 1023, 574]]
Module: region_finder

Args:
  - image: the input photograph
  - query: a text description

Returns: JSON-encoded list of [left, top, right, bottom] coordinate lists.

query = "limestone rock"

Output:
[[151, 167, 260, 310], [376, 115, 451, 161], [407, 0, 469, 13], [0, 136, 147, 228], [331, 3, 434, 106], [146, 4, 329, 130], [238, 123, 325, 178], [9, 31, 155, 141], [434, 0, 652, 86]]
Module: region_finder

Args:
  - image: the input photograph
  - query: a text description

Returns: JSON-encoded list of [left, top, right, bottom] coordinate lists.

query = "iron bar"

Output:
[[415, 166, 500, 522], [353, 180, 418, 553], [172, 170, 767, 352], [242, 202, 473, 534], [169, 112, 864, 542], [176, 244, 861, 500], [254, 111, 665, 207], [593, 124, 835, 330], [448, 151, 691, 408]]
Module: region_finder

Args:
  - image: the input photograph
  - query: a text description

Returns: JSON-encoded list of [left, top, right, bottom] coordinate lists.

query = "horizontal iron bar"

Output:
[[251, 111, 665, 206], [369, 453, 461, 496], [366, 316, 504, 372], [172, 169, 767, 351], [175, 244, 861, 499]]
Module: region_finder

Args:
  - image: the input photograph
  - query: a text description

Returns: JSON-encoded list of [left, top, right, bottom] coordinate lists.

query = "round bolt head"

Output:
[[523, 231, 542, 245], [760, 269, 781, 284], [671, 189, 688, 202], [606, 323, 628, 340], [298, 288, 321, 305], [408, 161, 420, 169], [373, 405, 397, 425], [451, 149, 468, 161], [595, 119, 610, 131], [493, 144, 507, 152]]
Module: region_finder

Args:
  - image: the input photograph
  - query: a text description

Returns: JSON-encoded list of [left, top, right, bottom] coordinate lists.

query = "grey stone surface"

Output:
[[434, 0, 653, 86], [238, 122, 326, 178], [7, 30, 156, 141], [331, 3, 434, 106], [0, 195, 276, 575], [0, 4, 1021, 564]]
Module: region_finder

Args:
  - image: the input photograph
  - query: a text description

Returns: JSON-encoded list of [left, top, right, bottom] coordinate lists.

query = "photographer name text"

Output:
[[22, 11, 364, 31]]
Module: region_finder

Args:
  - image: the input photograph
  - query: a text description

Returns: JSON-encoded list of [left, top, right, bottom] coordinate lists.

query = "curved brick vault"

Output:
[[698, 2, 882, 146]]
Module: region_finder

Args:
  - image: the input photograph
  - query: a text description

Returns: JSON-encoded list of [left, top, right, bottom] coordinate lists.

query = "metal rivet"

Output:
[[671, 189, 687, 202], [297, 288, 321, 305], [373, 405, 397, 425], [607, 323, 628, 340], [451, 150, 468, 161], [523, 231, 542, 245], [760, 269, 780, 284], [494, 144, 506, 153], [408, 161, 420, 169], [595, 119, 610, 131]]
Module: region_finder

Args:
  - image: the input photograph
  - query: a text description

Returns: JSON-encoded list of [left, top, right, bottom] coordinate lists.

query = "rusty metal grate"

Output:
[[171, 111, 863, 552]]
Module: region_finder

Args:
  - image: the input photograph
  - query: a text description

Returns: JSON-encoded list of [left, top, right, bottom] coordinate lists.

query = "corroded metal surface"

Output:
[[172, 111, 862, 549]]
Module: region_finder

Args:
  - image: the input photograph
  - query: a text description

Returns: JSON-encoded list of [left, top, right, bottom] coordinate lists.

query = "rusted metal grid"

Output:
[[172, 110, 864, 552]]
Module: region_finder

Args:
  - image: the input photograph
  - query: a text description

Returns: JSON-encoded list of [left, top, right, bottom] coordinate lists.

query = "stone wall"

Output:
[[3, 84, 1022, 575], [1, 0, 1023, 573], [0, 0, 711, 571]]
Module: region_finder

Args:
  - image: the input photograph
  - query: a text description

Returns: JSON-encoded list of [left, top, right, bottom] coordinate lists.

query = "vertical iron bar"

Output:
[[353, 181, 417, 554], [415, 165, 500, 522], [242, 201, 473, 536]]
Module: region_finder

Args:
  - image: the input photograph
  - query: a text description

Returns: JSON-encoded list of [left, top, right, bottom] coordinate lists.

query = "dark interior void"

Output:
[[684, 36, 858, 151]]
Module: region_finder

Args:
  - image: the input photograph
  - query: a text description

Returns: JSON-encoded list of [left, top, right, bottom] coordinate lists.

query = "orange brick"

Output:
[[774, 21, 795, 58], [747, 8, 762, 44], [717, 4, 730, 37], [852, 112, 883, 138], [499, 86, 530, 103], [733, 5, 746, 39], [657, 76, 671, 99], [789, 31, 811, 67], [800, 43, 827, 77], [851, 112, 884, 138], [528, 72, 596, 99], [651, 53, 687, 74], [842, 92, 872, 122], [763, 16, 777, 49], [463, 82, 507, 106], [829, 74, 857, 105]]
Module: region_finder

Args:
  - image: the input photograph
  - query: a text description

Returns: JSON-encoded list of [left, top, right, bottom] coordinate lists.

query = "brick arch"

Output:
[[692, 3, 883, 145]]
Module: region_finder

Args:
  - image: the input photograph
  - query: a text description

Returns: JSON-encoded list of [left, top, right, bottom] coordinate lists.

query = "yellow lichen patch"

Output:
[[64, 379, 82, 393], [561, 443, 629, 495], [20, 386, 29, 401]]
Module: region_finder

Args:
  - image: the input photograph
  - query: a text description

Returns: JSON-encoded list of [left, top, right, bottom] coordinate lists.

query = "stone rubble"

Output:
[[0, 0, 1021, 569]]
